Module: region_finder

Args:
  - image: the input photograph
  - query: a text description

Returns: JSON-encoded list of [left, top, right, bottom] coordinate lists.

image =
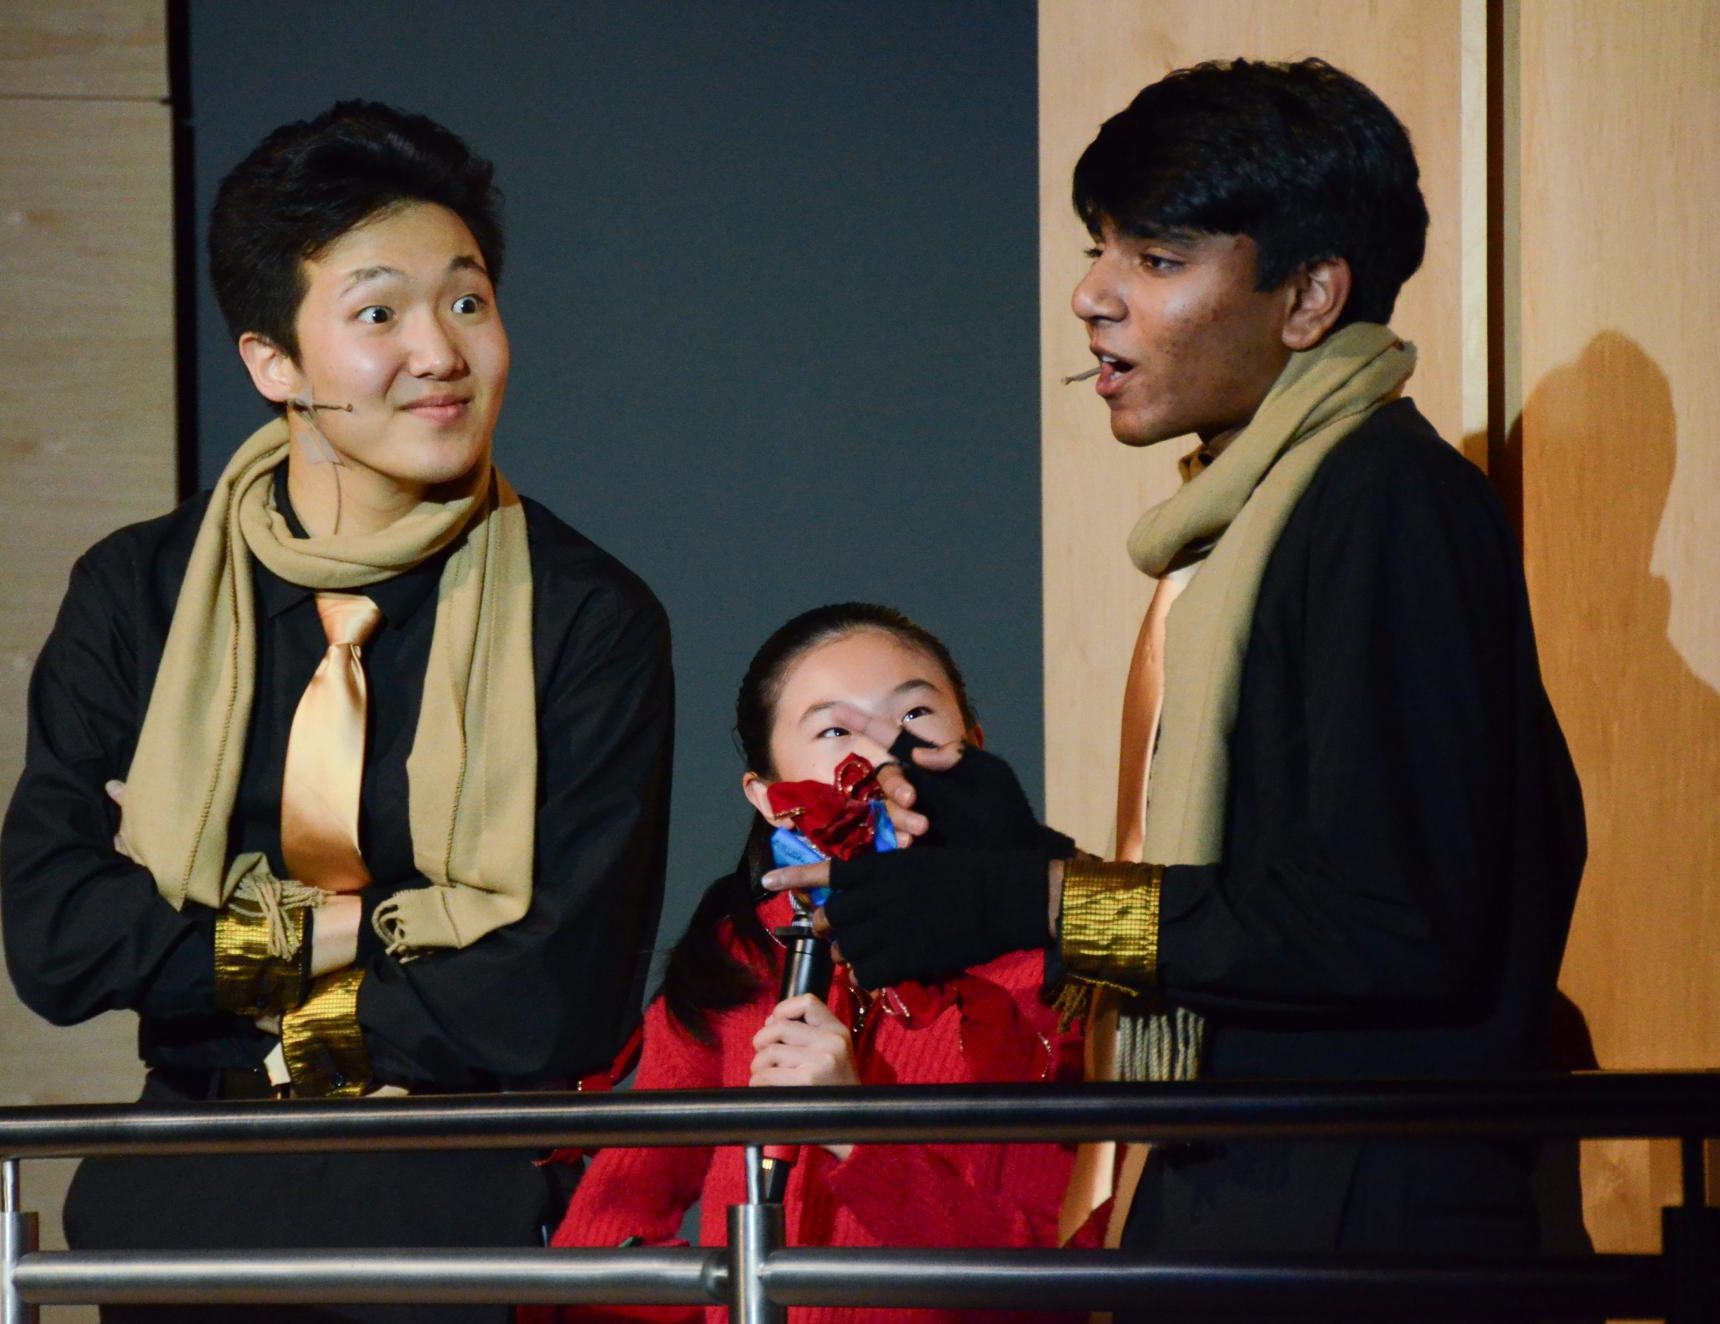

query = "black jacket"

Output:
[[1132, 399, 1585, 1260]]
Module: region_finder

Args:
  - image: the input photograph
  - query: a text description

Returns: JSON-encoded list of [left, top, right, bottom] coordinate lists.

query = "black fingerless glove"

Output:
[[890, 731, 1056, 851], [825, 847, 1055, 988]]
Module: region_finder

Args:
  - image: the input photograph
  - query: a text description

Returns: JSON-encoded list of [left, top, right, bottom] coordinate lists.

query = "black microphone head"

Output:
[[774, 918, 835, 1003]]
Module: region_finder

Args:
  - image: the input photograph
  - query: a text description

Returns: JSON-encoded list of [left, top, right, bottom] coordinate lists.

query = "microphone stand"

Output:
[[757, 896, 835, 1204]]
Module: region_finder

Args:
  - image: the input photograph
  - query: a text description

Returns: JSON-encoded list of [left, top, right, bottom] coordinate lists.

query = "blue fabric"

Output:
[[770, 800, 897, 907]]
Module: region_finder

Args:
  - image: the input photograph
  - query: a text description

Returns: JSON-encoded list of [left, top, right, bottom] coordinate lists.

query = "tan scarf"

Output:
[[120, 417, 538, 957], [1118, 322, 1415, 1079], [1128, 322, 1415, 865]]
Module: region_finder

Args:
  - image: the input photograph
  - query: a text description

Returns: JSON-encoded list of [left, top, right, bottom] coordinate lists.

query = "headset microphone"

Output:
[[757, 896, 835, 1204], [287, 397, 356, 531], [288, 399, 354, 467]]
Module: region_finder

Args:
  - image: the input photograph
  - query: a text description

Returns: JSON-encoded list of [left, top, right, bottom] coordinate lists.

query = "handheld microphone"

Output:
[[758, 897, 835, 1204]]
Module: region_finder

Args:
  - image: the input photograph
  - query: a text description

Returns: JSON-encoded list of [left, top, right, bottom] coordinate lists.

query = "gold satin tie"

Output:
[[281, 593, 382, 892], [1113, 441, 1209, 864], [1113, 573, 1185, 864]]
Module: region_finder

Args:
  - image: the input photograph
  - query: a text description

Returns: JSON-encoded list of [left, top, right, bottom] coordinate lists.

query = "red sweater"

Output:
[[535, 892, 1086, 1324]]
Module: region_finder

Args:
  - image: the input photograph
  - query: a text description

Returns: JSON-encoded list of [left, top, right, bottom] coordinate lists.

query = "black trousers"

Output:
[[63, 1071, 574, 1324]]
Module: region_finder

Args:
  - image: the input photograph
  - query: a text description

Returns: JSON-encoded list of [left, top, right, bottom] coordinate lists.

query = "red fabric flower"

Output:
[[766, 753, 884, 861]]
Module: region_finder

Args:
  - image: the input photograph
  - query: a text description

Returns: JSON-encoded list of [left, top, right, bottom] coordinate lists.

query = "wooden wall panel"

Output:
[[0, 3, 173, 1295], [0, 100, 178, 743], [1517, 0, 1720, 1255], [0, 0, 165, 99], [1038, 0, 1473, 852]]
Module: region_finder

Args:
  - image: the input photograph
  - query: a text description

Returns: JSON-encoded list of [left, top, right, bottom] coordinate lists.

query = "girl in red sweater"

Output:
[[537, 603, 1086, 1324]]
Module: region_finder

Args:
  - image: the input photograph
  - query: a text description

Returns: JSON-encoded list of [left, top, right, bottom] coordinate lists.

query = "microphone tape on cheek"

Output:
[[289, 397, 351, 465]]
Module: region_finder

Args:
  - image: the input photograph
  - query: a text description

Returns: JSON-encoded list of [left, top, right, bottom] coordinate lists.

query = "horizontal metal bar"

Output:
[[2, 1073, 1717, 1159], [11, 1246, 1676, 1315], [760, 1249, 1670, 1318], [14, 1248, 726, 1306]]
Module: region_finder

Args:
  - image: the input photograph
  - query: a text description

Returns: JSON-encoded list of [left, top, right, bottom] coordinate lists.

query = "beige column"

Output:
[[0, 0, 175, 1295]]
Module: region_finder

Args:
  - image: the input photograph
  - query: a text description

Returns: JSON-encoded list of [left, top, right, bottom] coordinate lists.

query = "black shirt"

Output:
[[2, 473, 673, 1090]]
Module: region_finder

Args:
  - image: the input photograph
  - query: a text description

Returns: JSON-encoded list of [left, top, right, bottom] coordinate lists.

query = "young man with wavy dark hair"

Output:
[[773, 59, 1586, 1307], [3, 102, 673, 1322]]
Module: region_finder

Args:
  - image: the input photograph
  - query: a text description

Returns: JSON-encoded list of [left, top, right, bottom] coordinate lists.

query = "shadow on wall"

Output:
[[1508, 329, 1720, 1026], [1505, 332, 1720, 1247]]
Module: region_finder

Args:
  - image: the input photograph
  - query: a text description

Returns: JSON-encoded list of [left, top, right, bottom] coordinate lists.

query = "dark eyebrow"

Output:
[[1127, 225, 1209, 250], [339, 256, 488, 293], [341, 264, 401, 292]]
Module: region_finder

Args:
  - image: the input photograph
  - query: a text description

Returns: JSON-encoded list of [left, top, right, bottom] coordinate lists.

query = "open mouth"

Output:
[[1095, 351, 1135, 397]]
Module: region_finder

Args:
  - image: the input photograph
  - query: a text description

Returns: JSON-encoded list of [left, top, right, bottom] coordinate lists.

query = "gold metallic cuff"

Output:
[[1059, 859, 1164, 994], [281, 967, 371, 1097], [214, 904, 307, 1016]]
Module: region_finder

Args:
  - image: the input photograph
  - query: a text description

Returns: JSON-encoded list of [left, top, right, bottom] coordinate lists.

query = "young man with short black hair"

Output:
[[773, 58, 1585, 1290], [3, 102, 673, 1322]]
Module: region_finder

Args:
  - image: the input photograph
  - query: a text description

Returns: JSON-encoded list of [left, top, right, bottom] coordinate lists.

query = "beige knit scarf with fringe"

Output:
[[119, 416, 537, 959], [1116, 322, 1416, 1081]]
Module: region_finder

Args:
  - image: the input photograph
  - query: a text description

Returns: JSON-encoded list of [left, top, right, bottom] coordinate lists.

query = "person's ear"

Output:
[[238, 332, 304, 405], [967, 723, 986, 750], [742, 771, 788, 826], [1280, 257, 1353, 351]]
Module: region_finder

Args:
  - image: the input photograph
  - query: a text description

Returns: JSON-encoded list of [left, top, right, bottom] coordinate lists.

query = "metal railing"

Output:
[[3, 1072, 1717, 1321]]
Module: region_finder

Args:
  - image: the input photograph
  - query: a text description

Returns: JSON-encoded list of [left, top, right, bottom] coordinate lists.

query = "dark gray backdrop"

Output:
[[189, 0, 1042, 963]]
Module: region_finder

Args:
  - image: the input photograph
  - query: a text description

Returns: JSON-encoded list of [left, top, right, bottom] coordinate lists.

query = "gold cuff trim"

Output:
[[214, 904, 307, 1016], [1059, 859, 1164, 994], [281, 967, 371, 1097]]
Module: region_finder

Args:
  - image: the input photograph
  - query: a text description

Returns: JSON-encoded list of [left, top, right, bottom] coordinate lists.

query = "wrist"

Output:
[[309, 895, 362, 977], [281, 966, 371, 1097], [980, 848, 1059, 955], [213, 854, 334, 1016], [214, 902, 309, 1017], [1058, 858, 1163, 994]]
